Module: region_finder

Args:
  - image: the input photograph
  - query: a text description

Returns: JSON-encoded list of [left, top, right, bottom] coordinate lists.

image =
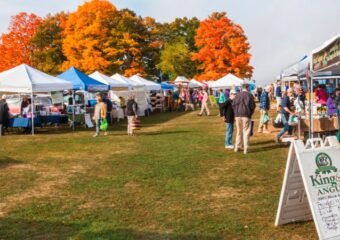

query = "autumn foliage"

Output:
[[0, 13, 42, 72], [193, 12, 253, 80], [0, 2, 253, 81]]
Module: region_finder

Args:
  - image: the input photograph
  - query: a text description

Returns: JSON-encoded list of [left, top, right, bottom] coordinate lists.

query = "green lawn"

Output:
[[0, 109, 317, 239]]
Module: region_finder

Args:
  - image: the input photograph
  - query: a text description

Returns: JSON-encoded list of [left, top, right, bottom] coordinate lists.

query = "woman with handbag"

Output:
[[93, 93, 108, 137]]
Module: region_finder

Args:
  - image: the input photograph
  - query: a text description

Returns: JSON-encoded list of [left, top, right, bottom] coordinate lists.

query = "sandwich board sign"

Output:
[[276, 136, 340, 240]]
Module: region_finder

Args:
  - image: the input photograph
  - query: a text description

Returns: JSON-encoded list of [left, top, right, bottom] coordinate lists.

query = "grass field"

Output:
[[0, 108, 317, 239]]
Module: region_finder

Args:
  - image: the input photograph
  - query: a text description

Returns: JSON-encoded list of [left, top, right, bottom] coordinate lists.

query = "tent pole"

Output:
[[309, 63, 313, 140], [31, 91, 35, 136], [72, 90, 75, 131]]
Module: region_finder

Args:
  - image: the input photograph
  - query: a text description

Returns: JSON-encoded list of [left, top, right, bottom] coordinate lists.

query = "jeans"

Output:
[[225, 123, 234, 146], [277, 114, 292, 139]]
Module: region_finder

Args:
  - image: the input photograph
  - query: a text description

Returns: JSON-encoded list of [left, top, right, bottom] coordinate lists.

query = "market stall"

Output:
[[0, 64, 73, 135], [58, 67, 110, 128], [130, 74, 161, 92], [309, 34, 340, 140]]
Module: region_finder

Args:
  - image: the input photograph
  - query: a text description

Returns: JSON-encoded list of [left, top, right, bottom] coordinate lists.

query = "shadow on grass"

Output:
[[0, 218, 221, 240], [138, 130, 192, 136], [0, 157, 22, 169], [250, 143, 288, 153]]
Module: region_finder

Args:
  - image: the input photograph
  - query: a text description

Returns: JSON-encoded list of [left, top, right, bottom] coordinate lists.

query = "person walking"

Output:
[[223, 90, 236, 149], [198, 89, 210, 116], [126, 95, 138, 136], [276, 88, 295, 143], [92, 93, 107, 137], [0, 95, 10, 136], [218, 89, 226, 117], [232, 84, 256, 154], [258, 86, 271, 134]]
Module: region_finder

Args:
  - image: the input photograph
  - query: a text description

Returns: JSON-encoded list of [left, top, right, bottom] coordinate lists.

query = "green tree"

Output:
[[157, 38, 197, 80], [31, 13, 67, 75]]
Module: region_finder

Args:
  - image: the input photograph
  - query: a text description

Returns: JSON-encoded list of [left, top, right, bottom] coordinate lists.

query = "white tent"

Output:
[[130, 74, 161, 91], [189, 79, 204, 88], [174, 76, 189, 84], [210, 74, 244, 88], [90, 71, 129, 88], [0, 64, 73, 135], [111, 73, 144, 89], [0, 64, 73, 93]]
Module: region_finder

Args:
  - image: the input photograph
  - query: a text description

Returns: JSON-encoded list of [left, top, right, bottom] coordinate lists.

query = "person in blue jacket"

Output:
[[258, 86, 271, 134]]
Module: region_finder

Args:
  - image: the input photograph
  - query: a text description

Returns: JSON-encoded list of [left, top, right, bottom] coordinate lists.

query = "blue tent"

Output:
[[160, 82, 174, 90], [58, 67, 109, 92]]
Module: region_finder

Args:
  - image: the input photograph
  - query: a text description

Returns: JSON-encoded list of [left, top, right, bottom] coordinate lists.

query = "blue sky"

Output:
[[0, 0, 339, 85]]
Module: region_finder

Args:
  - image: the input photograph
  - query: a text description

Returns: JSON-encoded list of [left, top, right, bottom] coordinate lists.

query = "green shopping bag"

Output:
[[100, 119, 108, 131]]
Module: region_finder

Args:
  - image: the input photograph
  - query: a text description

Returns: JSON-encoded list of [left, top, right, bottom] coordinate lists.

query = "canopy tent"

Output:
[[130, 74, 161, 91], [160, 82, 174, 90], [209, 74, 244, 88], [111, 73, 144, 89], [0, 64, 73, 93], [189, 79, 204, 88], [58, 67, 109, 92], [174, 76, 189, 84], [0, 64, 73, 135], [89, 71, 129, 88]]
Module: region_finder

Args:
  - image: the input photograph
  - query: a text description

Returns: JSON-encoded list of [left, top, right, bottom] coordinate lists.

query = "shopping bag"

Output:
[[273, 114, 284, 128], [100, 119, 108, 131], [260, 113, 270, 124], [288, 115, 299, 126]]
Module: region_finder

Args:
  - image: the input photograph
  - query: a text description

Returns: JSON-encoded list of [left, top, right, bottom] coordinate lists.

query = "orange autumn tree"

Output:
[[62, 0, 117, 74], [192, 12, 253, 80], [0, 12, 42, 71]]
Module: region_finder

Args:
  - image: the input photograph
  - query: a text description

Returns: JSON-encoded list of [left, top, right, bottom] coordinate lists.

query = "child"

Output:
[[223, 90, 236, 149]]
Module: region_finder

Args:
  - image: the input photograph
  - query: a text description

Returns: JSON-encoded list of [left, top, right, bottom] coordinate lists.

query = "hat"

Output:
[[230, 90, 237, 95], [1, 95, 7, 100]]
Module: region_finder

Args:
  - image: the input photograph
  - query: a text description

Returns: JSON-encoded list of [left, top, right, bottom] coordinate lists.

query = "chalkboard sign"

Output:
[[276, 136, 340, 240]]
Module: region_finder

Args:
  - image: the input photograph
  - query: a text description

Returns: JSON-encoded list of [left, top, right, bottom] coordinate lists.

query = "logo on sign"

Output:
[[315, 153, 337, 175]]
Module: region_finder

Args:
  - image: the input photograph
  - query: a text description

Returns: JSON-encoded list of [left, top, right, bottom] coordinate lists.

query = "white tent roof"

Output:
[[111, 73, 144, 88], [90, 71, 129, 88], [189, 79, 204, 88], [174, 76, 189, 83], [130, 74, 161, 91], [0, 64, 73, 93], [210, 74, 244, 88]]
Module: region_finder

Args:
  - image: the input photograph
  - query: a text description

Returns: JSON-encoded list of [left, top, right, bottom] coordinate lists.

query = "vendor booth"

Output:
[[111, 73, 144, 90], [58, 67, 110, 128], [309, 34, 340, 141], [189, 79, 204, 89], [90, 71, 129, 89], [130, 74, 161, 92], [0, 64, 73, 135], [209, 73, 244, 89]]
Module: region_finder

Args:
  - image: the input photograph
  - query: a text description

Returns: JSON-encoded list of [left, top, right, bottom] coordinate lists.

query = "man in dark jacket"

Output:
[[232, 84, 256, 154], [0, 95, 10, 136], [223, 90, 236, 149], [258, 86, 271, 134]]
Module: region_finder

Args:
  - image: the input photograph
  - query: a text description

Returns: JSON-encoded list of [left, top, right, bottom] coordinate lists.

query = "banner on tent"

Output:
[[313, 37, 340, 72], [276, 136, 340, 240], [87, 84, 109, 92]]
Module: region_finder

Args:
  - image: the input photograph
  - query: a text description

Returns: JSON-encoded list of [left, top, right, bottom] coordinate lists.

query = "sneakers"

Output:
[[225, 145, 234, 149], [93, 134, 98, 137]]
